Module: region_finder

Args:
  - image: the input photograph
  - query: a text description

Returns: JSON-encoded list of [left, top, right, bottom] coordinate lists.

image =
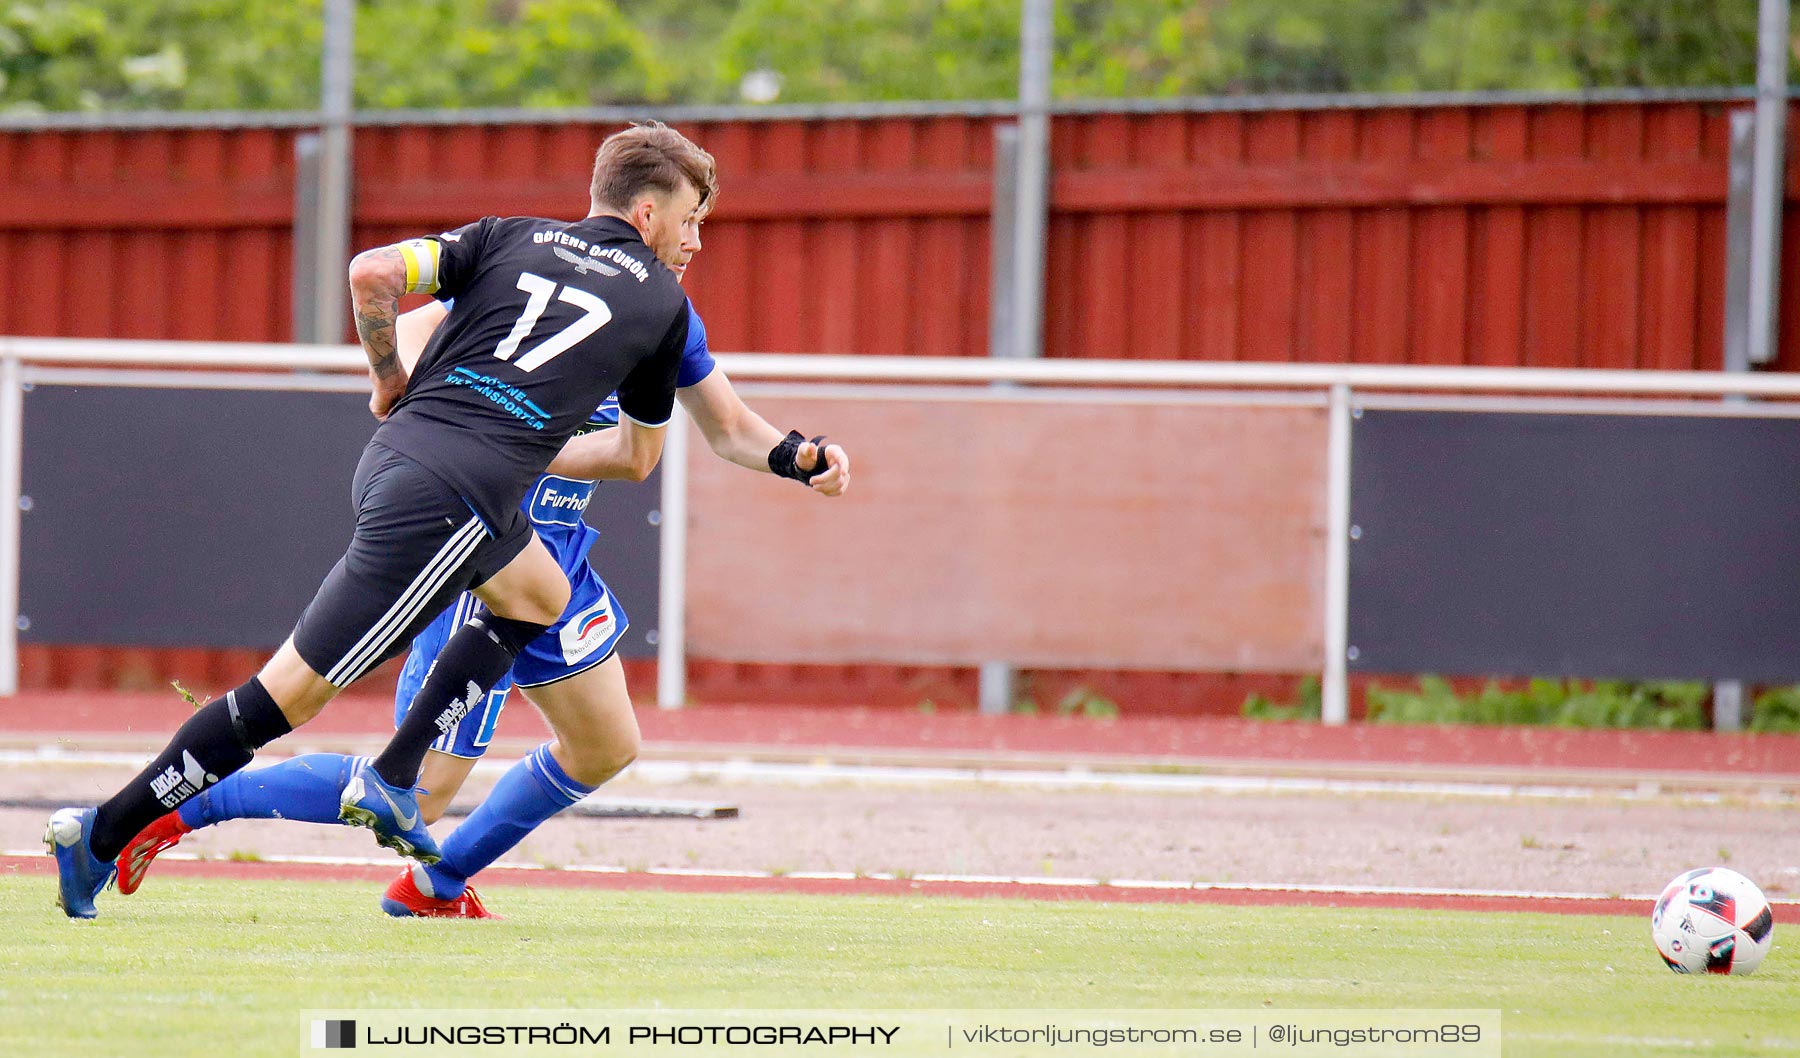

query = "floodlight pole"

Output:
[[1717, 0, 1789, 731], [979, 0, 1054, 715], [1747, 0, 1788, 370], [1718, 112, 1756, 732], [295, 0, 354, 343], [1011, 0, 1052, 367], [1724, 111, 1756, 377]]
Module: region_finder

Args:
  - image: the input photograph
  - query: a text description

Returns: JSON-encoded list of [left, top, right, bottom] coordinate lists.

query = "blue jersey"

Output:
[[397, 301, 716, 754], [520, 300, 715, 555]]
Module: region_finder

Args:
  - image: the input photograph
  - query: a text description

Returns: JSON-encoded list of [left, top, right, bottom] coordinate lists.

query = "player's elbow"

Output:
[[701, 425, 742, 462], [346, 250, 383, 287], [695, 407, 745, 455], [604, 444, 655, 482], [347, 248, 404, 297], [623, 431, 665, 482]]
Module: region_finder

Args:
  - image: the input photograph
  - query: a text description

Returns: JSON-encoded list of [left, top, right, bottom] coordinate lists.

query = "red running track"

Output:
[[4, 691, 1798, 777], [1, 853, 1698, 918]]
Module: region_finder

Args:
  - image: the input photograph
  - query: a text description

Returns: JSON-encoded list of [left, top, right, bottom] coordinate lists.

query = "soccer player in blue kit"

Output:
[[47, 122, 842, 919], [113, 292, 847, 917]]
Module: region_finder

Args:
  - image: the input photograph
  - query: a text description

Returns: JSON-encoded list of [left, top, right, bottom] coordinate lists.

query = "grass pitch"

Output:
[[0, 875, 1793, 1057]]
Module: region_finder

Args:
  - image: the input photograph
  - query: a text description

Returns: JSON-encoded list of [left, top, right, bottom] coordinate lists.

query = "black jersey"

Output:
[[371, 214, 688, 528]]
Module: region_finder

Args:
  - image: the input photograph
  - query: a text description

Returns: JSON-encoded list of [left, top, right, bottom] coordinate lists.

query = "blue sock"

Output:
[[423, 745, 593, 899], [178, 753, 368, 829]]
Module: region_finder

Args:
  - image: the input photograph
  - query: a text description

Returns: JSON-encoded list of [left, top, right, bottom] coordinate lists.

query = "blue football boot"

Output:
[[46, 807, 117, 919], [338, 761, 441, 864]]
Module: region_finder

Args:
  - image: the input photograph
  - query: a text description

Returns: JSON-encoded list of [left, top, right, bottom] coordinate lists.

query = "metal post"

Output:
[[1717, 16, 1784, 730], [1011, 0, 1052, 364], [1724, 5, 1782, 733], [1714, 682, 1744, 732], [1716, 111, 1757, 731], [1722, 13, 1775, 723], [291, 132, 324, 343], [0, 352, 22, 696], [988, 124, 1020, 367], [1747, 0, 1790, 367], [656, 405, 691, 709], [978, 125, 1022, 715], [977, 663, 1015, 716], [1322, 385, 1354, 725], [307, 0, 355, 344], [1724, 112, 1756, 375], [975, 0, 1054, 716]]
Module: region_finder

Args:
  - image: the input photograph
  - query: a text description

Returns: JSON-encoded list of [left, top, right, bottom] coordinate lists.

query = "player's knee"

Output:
[[500, 579, 568, 627], [604, 729, 641, 777], [473, 611, 555, 657], [562, 732, 638, 788], [537, 578, 572, 624], [257, 645, 336, 726]]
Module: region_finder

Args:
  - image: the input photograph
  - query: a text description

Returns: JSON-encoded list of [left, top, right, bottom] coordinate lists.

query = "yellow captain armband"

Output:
[[396, 238, 443, 294]]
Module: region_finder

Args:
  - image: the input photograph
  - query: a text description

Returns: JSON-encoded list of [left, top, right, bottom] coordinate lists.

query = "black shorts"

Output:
[[292, 442, 534, 688]]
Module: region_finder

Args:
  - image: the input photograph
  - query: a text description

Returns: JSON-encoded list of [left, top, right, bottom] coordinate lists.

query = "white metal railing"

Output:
[[9, 336, 1800, 722], [17, 336, 1800, 396]]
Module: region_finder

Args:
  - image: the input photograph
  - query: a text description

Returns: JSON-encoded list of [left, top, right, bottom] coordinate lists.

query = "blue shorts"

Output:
[[393, 558, 628, 760]]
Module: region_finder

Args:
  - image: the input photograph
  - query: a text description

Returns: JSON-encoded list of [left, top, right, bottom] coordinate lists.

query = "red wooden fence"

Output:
[[6, 100, 1790, 367], [5, 96, 1795, 710]]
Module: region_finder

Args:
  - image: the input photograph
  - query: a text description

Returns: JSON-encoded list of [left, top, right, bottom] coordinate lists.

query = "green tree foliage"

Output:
[[1394, 0, 1759, 92], [0, 0, 1768, 114], [0, 0, 660, 113], [1057, 0, 1409, 97], [356, 0, 663, 109], [719, 0, 1761, 102], [714, 0, 1020, 103], [613, 0, 740, 102], [0, 1, 318, 112]]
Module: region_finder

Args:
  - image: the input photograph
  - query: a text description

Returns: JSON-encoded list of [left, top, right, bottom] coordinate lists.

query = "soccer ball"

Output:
[[1650, 867, 1775, 975]]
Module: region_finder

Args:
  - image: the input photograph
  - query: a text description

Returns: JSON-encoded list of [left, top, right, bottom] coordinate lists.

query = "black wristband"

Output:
[[769, 430, 809, 482], [769, 430, 832, 484]]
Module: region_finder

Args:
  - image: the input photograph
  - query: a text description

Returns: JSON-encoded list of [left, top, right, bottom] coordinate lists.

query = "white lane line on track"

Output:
[[10, 846, 1798, 906], [2, 746, 1783, 803]]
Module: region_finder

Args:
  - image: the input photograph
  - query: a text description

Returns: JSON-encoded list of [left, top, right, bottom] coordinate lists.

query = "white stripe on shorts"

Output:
[[326, 516, 486, 687]]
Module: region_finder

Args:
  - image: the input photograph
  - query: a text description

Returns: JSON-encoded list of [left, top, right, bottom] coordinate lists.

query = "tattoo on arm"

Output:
[[356, 301, 401, 378], [350, 246, 408, 380]]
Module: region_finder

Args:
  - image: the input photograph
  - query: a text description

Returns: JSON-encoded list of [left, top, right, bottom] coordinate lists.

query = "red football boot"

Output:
[[115, 811, 193, 895], [380, 866, 500, 919]]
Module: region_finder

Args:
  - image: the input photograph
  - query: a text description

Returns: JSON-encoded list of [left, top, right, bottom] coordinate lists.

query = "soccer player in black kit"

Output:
[[49, 122, 718, 918]]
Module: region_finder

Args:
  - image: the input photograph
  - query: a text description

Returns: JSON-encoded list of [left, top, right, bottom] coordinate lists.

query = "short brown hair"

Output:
[[590, 122, 717, 215]]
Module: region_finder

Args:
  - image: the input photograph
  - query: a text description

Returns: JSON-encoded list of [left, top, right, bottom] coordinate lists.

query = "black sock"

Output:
[[371, 614, 545, 789], [90, 677, 291, 862]]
